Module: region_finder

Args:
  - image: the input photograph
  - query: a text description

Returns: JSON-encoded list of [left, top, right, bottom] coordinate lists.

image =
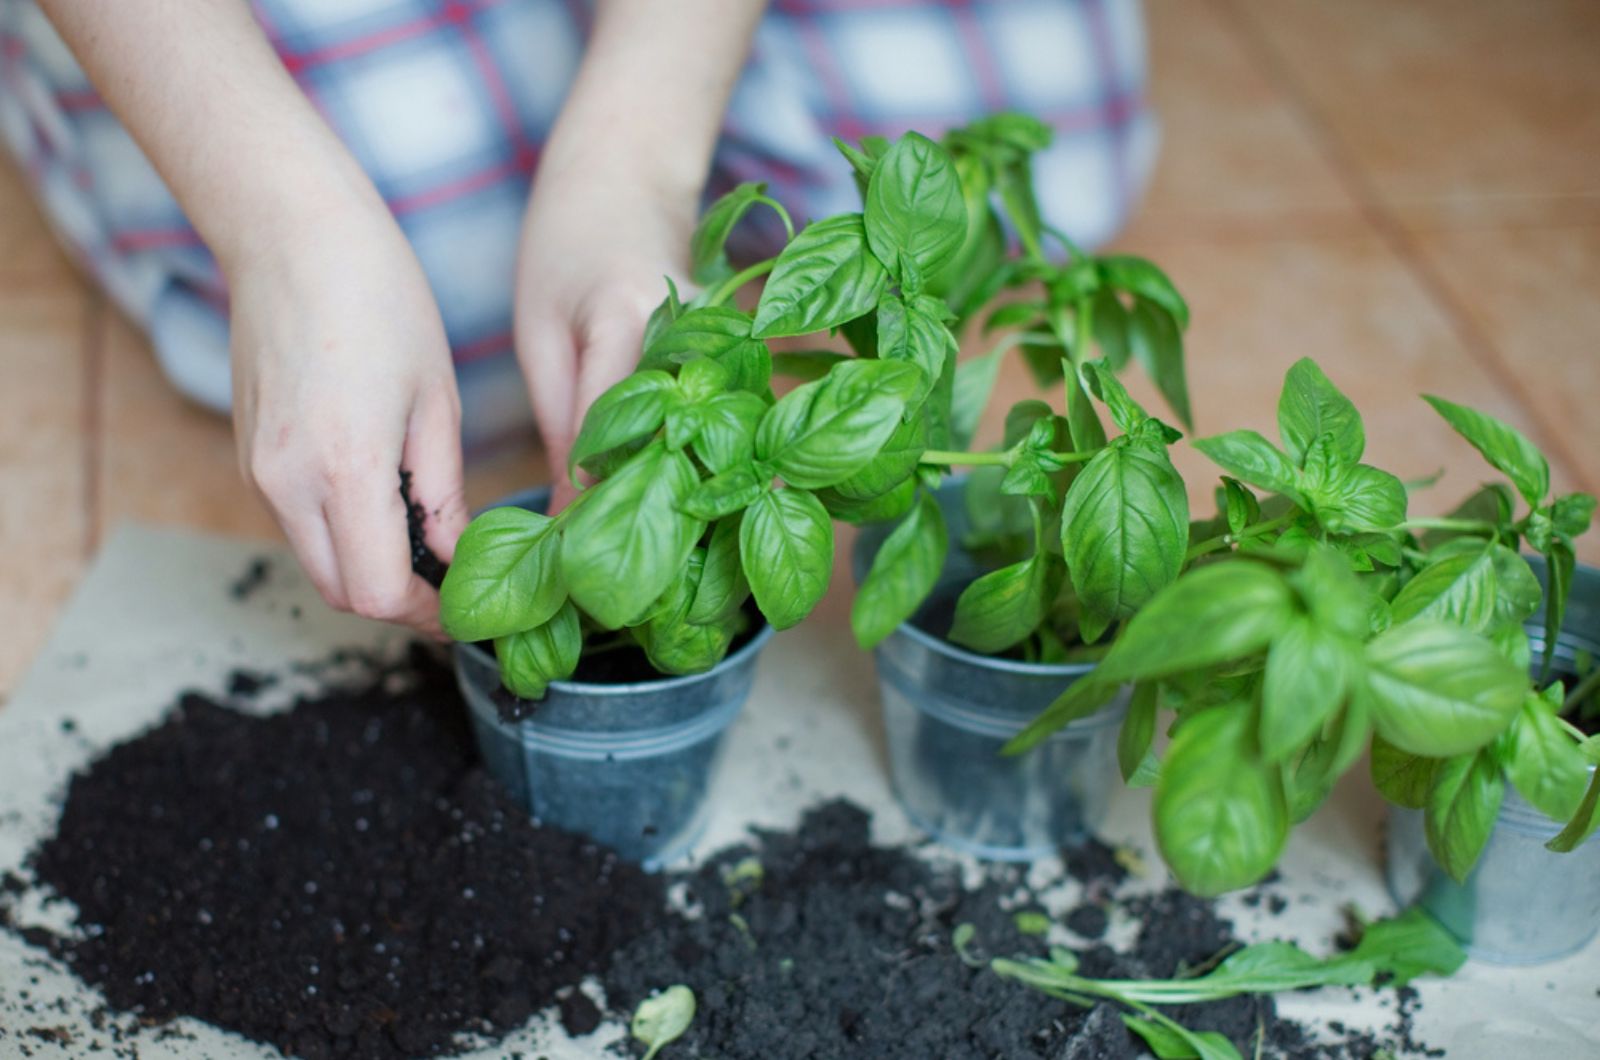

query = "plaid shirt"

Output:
[[0, 0, 1152, 447]]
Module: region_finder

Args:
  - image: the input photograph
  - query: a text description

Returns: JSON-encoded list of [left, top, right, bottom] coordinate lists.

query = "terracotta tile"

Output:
[[1121, 0, 1362, 242], [1231, 0, 1600, 227], [0, 286, 89, 697], [97, 311, 280, 543], [968, 230, 1579, 546], [0, 156, 78, 289]]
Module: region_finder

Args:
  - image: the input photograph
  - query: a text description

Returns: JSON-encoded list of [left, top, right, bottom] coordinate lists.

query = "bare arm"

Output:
[[517, 0, 768, 499], [39, 1, 469, 634]]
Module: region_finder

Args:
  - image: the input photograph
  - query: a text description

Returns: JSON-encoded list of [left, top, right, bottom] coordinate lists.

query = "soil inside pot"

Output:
[[3, 647, 1441, 1060]]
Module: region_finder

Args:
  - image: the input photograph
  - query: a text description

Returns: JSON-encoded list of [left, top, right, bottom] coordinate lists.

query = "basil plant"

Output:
[[1009, 359, 1598, 896], [439, 114, 1195, 698]]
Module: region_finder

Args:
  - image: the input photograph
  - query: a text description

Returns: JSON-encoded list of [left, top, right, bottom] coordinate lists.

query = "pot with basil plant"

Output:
[[833, 117, 1197, 859], [1004, 358, 1599, 962], [438, 120, 1082, 864]]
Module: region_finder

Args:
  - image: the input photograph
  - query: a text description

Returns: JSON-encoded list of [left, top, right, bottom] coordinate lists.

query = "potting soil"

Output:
[[3, 648, 1438, 1059]]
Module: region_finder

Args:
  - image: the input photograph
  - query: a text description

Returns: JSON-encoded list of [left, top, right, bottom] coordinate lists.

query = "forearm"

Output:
[[542, 0, 767, 209], [38, 0, 384, 276]]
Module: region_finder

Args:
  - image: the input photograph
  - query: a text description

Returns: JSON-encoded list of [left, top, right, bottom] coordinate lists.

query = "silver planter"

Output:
[[1385, 557, 1600, 964], [453, 488, 772, 866], [854, 483, 1127, 861]]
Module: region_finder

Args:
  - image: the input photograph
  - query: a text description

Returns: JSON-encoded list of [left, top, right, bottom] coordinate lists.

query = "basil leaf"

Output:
[[1370, 732, 1437, 810], [1390, 547, 1499, 632], [876, 293, 956, 403], [827, 411, 928, 502], [1340, 907, 1467, 985], [636, 551, 739, 675], [1060, 438, 1189, 643], [851, 490, 948, 649], [560, 441, 704, 629], [740, 487, 833, 630], [1096, 562, 1296, 685], [1277, 358, 1364, 467], [690, 182, 765, 284], [1309, 463, 1407, 534], [1424, 750, 1505, 882], [1547, 768, 1600, 853], [1551, 492, 1597, 538], [1507, 693, 1591, 821], [1543, 536, 1576, 682], [1155, 706, 1287, 896], [439, 507, 563, 642], [1260, 616, 1351, 762], [833, 134, 888, 196], [1220, 478, 1259, 537], [1127, 298, 1192, 431], [681, 463, 765, 522], [631, 985, 696, 1060], [494, 600, 581, 700], [948, 553, 1063, 655], [1123, 1016, 1239, 1060], [1193, 430, 1301, 500], [691, 391, 767, 475], [1363, 622, 1525, 757], [568, 371, 675, 481], [1091, 287, 1131, 370], [645, 306, 771, 394], [1118, 683, 1161, 787], [1082, 360, 1150, 435], [1423, 394, 1550, 507], [864, 131, 967, 281], [688, 517, 749, 627], [755, 359, 923, 489], [752, 214, 889, 339], [1101, 255, 1190, 329], [817, 476, 917, 526]]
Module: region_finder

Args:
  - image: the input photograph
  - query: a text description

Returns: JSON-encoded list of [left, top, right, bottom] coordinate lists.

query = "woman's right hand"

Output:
[[228, 203, 468, 635]]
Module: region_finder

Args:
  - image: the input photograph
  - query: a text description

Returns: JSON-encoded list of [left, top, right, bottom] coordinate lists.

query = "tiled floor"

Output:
[[2, 0, 1597, 697]]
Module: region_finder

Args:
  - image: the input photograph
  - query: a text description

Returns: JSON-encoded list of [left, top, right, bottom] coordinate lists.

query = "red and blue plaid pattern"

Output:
[[0, 0, 1152, 446]]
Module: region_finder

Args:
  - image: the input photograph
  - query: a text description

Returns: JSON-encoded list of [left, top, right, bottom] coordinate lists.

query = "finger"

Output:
[[573, 307, 650, 416], [277, 504, 349, 613], [517, 313, 578, 481], [324, 469, 446, 637], [401, 385, 469, 564]]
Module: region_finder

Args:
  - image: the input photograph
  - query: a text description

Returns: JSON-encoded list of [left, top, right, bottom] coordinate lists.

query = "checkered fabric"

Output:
[[0, 0, 1153, 447]]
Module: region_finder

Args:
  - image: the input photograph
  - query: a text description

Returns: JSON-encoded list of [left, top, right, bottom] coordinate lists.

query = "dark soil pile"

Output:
[[17, 646, 664, 1059], [3, 648, 1439, 1060]]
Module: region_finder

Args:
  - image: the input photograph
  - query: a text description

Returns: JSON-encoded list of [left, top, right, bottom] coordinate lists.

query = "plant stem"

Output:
[[705, 257, 777, 307], [1183, 513, 1295, 563], [1400, 517, 1498, 535], [754, 195, 795, 241], [919, 449, 1012, 468], [1562, 667, 1600, 716]]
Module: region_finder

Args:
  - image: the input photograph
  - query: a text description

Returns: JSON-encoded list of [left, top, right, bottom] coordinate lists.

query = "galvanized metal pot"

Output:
[[854, 482, 1127, 861], [452, 488, 772, 866], [1385, 557, 1600, 964]]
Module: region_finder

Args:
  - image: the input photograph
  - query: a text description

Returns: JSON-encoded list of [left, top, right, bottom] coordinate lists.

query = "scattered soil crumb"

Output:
[[228, 557, 272, 601]]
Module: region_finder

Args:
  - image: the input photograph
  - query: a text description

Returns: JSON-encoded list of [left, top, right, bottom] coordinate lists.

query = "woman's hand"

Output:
[[230, 204, 468, 633]]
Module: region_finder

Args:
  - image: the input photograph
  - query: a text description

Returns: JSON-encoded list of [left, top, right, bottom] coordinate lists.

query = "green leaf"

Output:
[[681, 464, 765, 521], [1155, 706, 1288, 896], [635, 552, 740, 675], [1118, 683, 1161, 786], [876, 293, 956, 403], [1127, 298, 1192, 430], [740, 488, 833, 630], [834, 134, 888, 193], [755, 359, 923, 489], [1091, 287, 1131, 370], [560, 442, 704, 629], [1082, 360, 1150, 434], [1369, 733, 1437, 809], [818, 477, 917, 525], [1007, 676, 1124, 755], [851, 490, 948, 649], [689, 391, 767, 475], [1507, 692, 1591, 821], [688, 516, 750, 626], [1340, 907, 1467, 985], [827, 411, 928, 502], [1100, 255, 1190, 329], [1096, 562, 1296, 685], [1220, 478, 1260, 537], [864, 131, 967, 281], [1364, 622, 1525, 757], [1551, 492, 1597, 538], [1193, 430, 1301, 500], [1547, 768, 1600, 853], [1390, 547, 1499, 632], [1307, 464, 1407, 534], [690, 182, 765, 284], [494, 600, 581, 700], [439, 507, 564, 642], [632, 985, 696, 1060], [1124, 1016, 1242, 1060], [770, 349, 849, 382], [1260, 616, 1352, 762], [1543, 536, 1576, 682], [1423, 394, 1550, 507], [1277, 358, 1364, 467], [645, 306, 771, 395], [568, 371, 675, 481], [1060, 438, 1189, 643], [948, 553, 1062, 655], [752, 214, 889, 338], [1425, 750, 1505, 882]]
